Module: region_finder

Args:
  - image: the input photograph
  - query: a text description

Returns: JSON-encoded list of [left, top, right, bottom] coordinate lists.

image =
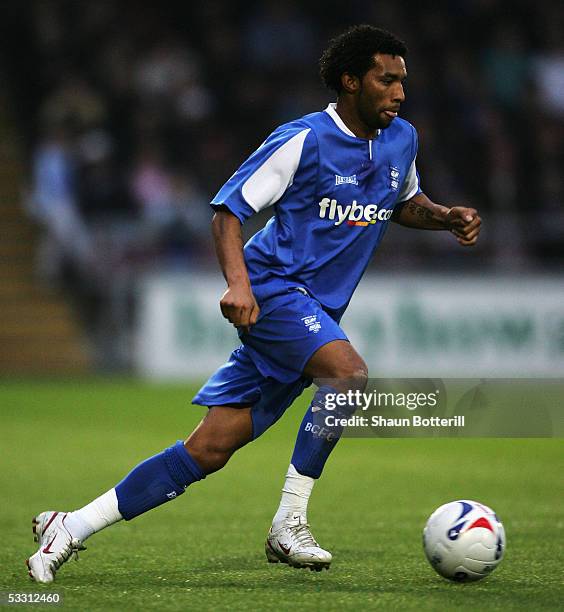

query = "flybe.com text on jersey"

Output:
[[318, 197, 393, 226]]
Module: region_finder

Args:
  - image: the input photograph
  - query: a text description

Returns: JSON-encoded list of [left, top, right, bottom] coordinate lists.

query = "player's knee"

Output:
[[349, 365, 369, 392], [332, 361, 368, 391], [185, 439, 235, 474]]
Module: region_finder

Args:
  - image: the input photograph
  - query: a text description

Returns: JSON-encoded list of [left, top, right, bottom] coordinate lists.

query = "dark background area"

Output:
[[0, 0, 562, 369]]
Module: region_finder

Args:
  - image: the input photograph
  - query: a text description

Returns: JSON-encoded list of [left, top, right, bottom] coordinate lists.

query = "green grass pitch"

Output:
[[2, 380, 563, 611]]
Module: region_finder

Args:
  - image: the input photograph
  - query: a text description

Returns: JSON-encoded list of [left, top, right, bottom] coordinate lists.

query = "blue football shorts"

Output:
[[192, 288, 348, 439]]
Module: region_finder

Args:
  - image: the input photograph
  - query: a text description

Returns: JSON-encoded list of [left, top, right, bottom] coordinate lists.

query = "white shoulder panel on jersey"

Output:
[[397, 157, 420, 202], [242, 128, 311, 212]]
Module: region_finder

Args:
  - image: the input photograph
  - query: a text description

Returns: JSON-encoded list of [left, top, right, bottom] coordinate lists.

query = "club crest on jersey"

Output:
[[390, 165, 400, 191], [318, 197, 393, 226], [335, 174, 358, 186]]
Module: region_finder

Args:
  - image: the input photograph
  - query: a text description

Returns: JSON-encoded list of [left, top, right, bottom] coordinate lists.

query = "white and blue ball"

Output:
[[423, 500, 505, 582]]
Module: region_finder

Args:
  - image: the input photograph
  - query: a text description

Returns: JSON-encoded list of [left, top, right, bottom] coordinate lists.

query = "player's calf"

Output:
[[25, 407, 255, 581], [25, 441, 206, 581], [268, 342, 366, 571], [184, 405, 253, 474]]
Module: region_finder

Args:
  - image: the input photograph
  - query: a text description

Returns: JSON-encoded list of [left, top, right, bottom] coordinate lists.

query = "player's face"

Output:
[[357, 54, 407, 130]]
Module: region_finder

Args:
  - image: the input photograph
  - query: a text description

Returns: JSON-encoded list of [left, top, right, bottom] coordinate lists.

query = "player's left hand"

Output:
[[445, 207, 482, 246]]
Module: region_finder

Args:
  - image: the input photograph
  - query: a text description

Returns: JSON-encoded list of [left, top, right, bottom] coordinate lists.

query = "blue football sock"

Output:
[[290, 385, 352, 479], [115, 441, 205, 520]]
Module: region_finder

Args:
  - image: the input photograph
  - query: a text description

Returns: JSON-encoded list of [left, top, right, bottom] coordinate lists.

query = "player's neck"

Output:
[[335, 99, 377, 139]]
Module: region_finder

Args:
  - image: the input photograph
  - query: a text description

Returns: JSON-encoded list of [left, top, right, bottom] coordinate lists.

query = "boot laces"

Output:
[[290, 522, 319, 548], [51, 540, 83, 571]]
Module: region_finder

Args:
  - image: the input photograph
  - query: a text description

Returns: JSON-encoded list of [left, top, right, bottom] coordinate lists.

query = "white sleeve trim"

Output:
[[241, 128, 311, 212], [397, 157, 420, 202]]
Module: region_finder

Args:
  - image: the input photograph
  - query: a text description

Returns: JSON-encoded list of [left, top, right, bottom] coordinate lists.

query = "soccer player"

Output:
[[27, 25, 481, 581]]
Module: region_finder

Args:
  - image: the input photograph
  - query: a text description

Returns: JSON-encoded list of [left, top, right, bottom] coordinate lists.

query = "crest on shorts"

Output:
[[301, 315, 321, 334]]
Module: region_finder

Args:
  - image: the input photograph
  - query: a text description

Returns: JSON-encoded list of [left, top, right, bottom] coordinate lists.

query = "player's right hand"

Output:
[[219, 285, 260, 334]]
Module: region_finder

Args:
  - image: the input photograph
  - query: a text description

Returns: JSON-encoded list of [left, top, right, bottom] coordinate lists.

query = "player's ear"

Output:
[[341, 72, 360, 94]]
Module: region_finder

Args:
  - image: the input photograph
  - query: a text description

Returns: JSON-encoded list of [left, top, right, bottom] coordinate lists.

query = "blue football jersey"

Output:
[[211, 103, 421, 319]]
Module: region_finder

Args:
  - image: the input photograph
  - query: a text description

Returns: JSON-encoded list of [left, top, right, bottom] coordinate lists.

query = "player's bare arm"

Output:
[[211, 208, 260, 333], [392, 192, 482, 246]]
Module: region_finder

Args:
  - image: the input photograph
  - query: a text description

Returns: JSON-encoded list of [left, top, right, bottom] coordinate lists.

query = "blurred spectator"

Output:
[[134, 40, 200, 102], [28, 122, 94, 285], [39, 73, 108, 132], [483, 23, 531, 111], [130, 143, 174, 226], [533, 24, 564, 119], [244, 1, 318, 71]]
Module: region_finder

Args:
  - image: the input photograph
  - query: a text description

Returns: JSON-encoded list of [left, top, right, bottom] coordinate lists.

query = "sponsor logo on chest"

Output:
[[318, 197, 393, 226]]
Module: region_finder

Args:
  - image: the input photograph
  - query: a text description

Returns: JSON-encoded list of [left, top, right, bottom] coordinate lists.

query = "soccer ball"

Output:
[[423, 500, 505, 582]]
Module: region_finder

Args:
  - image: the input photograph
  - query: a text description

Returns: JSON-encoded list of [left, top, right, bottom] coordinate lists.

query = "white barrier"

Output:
[[135, 274, 564, 379]]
